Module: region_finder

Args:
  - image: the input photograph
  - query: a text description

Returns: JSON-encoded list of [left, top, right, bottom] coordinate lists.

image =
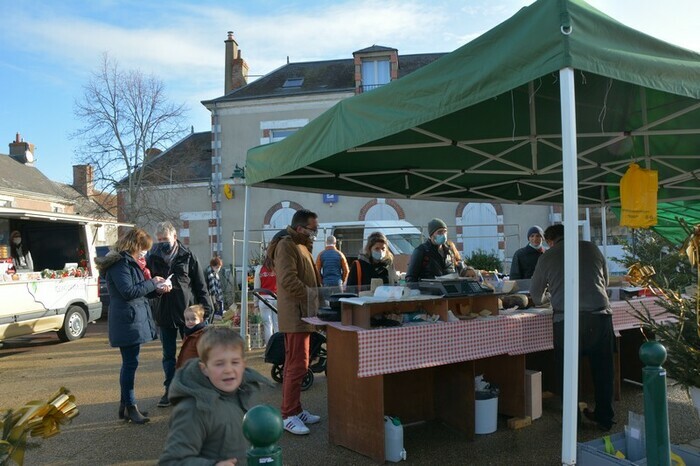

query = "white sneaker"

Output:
[[298, 409, 321, 425], [283, 415, 310, 435]]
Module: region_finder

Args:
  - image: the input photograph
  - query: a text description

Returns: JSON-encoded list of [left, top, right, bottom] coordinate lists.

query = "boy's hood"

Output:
[[168, 358, 272, 412]]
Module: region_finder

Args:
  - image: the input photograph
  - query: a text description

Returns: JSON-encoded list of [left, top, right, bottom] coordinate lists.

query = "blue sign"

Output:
[[323, 194, 339, 203]]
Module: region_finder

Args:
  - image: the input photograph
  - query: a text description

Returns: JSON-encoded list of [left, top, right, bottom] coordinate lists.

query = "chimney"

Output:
[[73, 164, 94, 197], [224, 31, 249, 94], [9, 133, 36, 165]]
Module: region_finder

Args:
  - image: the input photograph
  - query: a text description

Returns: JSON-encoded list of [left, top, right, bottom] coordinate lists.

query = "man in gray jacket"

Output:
[[530, 224, 615, 431]]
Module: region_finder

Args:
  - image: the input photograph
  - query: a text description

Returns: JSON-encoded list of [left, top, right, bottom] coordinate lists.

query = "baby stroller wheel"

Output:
[[271, 364, 284, 383], [301, 369, 314, 391]]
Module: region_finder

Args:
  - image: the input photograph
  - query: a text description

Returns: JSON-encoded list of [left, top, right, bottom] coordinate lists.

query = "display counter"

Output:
[[310, 295, 672, 463], [310, 296, 551, 463]]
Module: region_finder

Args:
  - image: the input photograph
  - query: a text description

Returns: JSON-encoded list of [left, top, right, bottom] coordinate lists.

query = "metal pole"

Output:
[[601, 204, 608, 261], [640, 341, 671, 466], [559, 67, 580, 466], [240, 184, 251, 344]]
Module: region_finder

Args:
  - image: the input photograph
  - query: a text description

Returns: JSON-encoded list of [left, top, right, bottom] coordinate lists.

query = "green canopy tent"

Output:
[[244, 0, 700, 463]]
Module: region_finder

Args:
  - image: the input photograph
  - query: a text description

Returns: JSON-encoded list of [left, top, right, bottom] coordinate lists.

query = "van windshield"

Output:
[[387, 234, 423, 254]]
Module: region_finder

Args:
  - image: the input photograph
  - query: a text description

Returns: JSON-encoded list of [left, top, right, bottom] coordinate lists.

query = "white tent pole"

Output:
[[240, 184, 251, 345], [560, 67, 580, 466]]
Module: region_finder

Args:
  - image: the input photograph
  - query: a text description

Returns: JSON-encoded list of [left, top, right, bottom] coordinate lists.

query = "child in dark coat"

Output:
[[160, 327, 267, 465], [175, 305, 207, 369]]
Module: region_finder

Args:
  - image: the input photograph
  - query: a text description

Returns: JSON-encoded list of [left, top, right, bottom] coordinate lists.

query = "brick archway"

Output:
[[455, 202, 506, 259], [263, 200, 305, 226], [358, 198, 405, 221]]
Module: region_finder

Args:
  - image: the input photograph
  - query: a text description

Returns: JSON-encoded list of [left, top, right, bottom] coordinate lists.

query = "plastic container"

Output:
[[475, 390, 499, 434], [384, 416, 407, 462]]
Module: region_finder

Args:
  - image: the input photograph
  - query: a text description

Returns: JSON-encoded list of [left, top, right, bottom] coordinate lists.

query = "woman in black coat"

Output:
[[97, 228, 167, 424], [346, 232, 397, 290]]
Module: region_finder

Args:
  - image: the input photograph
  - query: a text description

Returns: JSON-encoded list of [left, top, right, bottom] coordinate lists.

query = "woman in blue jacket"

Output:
[[97, 228, 168, 424]]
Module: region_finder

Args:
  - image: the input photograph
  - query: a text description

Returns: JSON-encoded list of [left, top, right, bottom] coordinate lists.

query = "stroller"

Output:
[[251, 288, 327, 391]]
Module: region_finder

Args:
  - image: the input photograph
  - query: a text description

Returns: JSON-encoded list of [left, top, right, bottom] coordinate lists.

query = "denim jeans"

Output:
[[160, 326, 183, 391], [119, 344, 141, 406]]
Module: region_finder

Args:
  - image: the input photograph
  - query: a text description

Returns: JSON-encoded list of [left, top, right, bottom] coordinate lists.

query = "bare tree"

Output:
[[73, 54, 190, 223]]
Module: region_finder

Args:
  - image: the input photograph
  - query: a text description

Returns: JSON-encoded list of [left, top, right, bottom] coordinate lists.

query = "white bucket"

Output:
[[474, 395, 498, 434], [384, 416, 407, 462]]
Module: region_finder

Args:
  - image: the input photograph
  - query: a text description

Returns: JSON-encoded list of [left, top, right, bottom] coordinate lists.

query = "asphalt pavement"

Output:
[[1, 319, 699, 465]]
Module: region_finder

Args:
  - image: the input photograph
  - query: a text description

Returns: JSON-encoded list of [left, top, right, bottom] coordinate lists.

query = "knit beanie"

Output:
[[527, 225, 544, 238], [428, 218, 447, 237]]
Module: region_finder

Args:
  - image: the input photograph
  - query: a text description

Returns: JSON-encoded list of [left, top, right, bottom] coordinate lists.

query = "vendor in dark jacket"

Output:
[[96, 227, 168, 425], [509, 225, 545, 279], [406, 218, 463, 283], [346, 232, 397, 289], [147, 221, 212, 408]]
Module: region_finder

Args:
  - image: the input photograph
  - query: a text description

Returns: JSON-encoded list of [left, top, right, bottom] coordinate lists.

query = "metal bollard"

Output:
[[639, 341, 671, 466], [242, 404, 283, 465]]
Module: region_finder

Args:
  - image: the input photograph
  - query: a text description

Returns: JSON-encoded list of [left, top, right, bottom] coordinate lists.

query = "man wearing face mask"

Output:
[[10, 231, 34, 271], [147, 221, 212, 408], [267, 209, 323, 435], [509, 225, 545, 280], [406, 218, 463, 283]]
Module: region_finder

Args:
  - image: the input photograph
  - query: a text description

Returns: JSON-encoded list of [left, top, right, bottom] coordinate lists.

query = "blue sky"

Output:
[[1, 0, 698, 184]]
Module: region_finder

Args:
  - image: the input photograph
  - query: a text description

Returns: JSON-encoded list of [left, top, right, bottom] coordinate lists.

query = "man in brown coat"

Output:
[[267, 209, 322, 435]]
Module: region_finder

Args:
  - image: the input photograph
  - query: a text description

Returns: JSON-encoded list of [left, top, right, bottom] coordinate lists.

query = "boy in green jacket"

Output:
[[159, 327, 266, 465]]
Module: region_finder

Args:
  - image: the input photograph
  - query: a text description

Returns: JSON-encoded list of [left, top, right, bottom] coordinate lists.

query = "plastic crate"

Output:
[[578, 432, 700, 465], [248, 323, 265, 349]]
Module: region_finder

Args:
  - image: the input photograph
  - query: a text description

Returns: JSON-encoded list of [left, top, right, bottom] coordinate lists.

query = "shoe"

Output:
[[119, 403, 147, 419], [157, 393, 171, 408], [125, 405, 150, 424], [283, 416, 310, 435], [582, 408, 614, 431], [298, 409, 321, 425]]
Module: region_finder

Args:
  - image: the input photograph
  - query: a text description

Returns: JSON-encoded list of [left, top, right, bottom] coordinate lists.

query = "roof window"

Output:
[[282, 77, 304, 88]]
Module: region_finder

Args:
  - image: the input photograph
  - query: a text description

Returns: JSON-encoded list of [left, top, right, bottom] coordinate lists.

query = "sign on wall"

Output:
[[323, 194, 339, 204]]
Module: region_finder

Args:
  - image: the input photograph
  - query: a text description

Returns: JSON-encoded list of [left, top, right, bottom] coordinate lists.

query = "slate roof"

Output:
[[0, 153, 117, 220], [203, 52, 447, 104], [353, 45, 397, 54], [139, 131, 212, 185], [0, 154, 68, 201]]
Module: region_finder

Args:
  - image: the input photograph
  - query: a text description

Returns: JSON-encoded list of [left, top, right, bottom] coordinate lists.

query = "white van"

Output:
[[0, 208, 103, 343], [313, 220, 423, 272]]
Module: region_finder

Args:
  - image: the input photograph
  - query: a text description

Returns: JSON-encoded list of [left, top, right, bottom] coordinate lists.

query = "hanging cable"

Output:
[[529, 78, 542, 104], [511, 90, 516, 141], [598, 78, 613, 133]]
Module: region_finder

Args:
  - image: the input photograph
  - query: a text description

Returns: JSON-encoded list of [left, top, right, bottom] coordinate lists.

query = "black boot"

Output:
[[119, 403, 147, 420], [125, 405, 150, 424]]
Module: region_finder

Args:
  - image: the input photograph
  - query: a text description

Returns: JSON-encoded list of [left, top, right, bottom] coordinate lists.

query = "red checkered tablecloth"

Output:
[[611, 297, 673, 332], [355, 314, 552, 378]]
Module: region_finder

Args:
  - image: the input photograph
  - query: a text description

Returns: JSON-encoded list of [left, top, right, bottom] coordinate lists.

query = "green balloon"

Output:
[[243, 404, 284, 448]]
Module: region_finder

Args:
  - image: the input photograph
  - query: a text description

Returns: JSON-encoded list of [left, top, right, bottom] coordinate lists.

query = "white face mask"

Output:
[[13, 238, 21, 245], [138, 250, 148, 258]]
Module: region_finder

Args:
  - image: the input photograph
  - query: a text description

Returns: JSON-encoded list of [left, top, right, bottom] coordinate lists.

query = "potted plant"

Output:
[[628, 220, 700, 417]]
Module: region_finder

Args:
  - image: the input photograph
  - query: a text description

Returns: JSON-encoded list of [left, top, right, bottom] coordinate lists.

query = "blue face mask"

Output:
[[371, 250, 385, 261], [434, 234, 446, 245]]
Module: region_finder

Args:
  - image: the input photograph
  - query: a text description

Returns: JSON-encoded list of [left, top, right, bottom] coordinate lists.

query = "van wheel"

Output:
[[58, 306, 87, 342]]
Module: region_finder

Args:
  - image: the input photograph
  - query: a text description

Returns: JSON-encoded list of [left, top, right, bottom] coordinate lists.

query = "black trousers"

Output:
[[553, 312, 615, 426]]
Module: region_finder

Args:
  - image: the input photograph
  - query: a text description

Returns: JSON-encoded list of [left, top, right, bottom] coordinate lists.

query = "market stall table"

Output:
[[307, 305, 552, 464]]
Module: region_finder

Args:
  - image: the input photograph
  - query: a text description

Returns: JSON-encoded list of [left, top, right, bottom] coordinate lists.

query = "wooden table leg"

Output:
[[327, 326, 385, 463], [434, 361, 475, 439]]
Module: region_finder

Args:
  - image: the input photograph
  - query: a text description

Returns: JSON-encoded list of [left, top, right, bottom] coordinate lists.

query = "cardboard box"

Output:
[[525, 370, 542, 420]]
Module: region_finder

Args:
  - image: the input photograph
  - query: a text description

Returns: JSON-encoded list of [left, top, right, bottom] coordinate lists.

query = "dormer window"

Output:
[[361, 59, 390, 91], [282, 77, 304, 88]]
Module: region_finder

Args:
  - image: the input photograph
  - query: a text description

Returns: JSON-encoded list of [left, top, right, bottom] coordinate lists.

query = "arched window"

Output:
[[458, 203, 499, 258]]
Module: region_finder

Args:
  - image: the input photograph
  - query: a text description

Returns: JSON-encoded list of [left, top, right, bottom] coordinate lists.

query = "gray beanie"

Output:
[[428, 218, 447, 236], [527, 225, 544, 238]]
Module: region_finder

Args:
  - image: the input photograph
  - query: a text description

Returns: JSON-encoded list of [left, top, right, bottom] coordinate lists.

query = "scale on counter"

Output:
[[418, 278, 494, 297]]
